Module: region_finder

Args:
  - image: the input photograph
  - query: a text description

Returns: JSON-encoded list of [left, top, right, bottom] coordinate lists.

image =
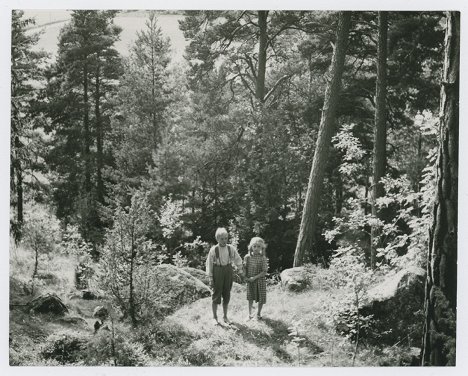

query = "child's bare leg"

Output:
[[212, 302, 218, 321], [248, 300, 253, 318], [222, 301, 229, 320], [257, 302, 264, 318]]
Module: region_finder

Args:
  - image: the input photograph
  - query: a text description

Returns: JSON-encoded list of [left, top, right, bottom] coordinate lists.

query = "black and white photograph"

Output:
[[2, 0, 467, 371]]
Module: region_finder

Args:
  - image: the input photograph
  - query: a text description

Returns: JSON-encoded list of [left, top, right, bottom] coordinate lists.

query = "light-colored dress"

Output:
[[244, 253, 268, 304]]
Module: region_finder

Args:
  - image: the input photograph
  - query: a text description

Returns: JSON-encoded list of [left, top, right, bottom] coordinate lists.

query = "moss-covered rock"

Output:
[[337, 267, 426, 347], [29, 293, 69, 316], [145, 264, 211, 317], [182, 267, 210, 286], [280, 267, 311, 292]]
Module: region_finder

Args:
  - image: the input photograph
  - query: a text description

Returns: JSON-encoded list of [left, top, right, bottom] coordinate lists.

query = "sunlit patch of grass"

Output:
[[10, 238, 76, 298]]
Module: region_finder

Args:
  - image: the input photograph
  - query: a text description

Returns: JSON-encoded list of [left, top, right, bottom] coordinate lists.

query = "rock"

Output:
[[182, 267, 211, 286], [149, 264, 211, 316], [93, 306, 109, 320], [29, 293, 69, 315], [337, 267, 426, 346], [280, 267, 311, 292], [81, 290, 99, 300], [94, 320, 102, 333]]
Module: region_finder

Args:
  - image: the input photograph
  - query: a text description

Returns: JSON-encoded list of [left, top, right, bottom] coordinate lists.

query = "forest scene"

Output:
[[9, 8, 458, 367]]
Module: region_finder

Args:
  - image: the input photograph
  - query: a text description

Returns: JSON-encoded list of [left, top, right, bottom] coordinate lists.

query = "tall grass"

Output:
[[10, 237, 76, 297]]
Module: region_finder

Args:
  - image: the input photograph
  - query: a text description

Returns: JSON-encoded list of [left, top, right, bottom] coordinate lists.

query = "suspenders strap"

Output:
[[215, 245, 232, 266]]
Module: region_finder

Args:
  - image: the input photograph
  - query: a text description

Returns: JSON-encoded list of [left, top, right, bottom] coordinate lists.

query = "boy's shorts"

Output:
[[212, 264, 233, 304]]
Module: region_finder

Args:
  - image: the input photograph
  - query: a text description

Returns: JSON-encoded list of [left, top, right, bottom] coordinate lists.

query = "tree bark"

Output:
[[129, 230, 137, 326], [256, 11, 268, 102], [83, 62, 91, 193], [95, 59, 104, 204], [370, 11, 388, 269], [422, 11, 458, 366], [293, 12, 352, 267]]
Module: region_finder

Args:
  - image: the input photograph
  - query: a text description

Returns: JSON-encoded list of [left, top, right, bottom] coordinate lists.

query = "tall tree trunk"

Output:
[[129, 234, 137, 326], [421, 11, 459, 366], [95, 60, 104, 204], [293, 12, 352, 267], [151, 41, 158, 149], [370, 11, 388, 269], [256, 11, 268, 102], [335, 172, 343, 216], [13, 134, 24, 240], [16, 159, 23, 230], [83, 62, 91, 193]]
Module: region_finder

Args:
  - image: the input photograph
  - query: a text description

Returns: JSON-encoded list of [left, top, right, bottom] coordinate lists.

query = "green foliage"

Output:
[[99, 190, 159, 322], [10, 10, 49, 241], [60, 223, 93, 258], [13, 9, 446, 291], [325, 165, 435, 270], [84, 329, 150, 366], [44, 10, 122, 248], [41, 333, 88, 364], [22, 205, 61, 277], [111, 11, 174, 194]]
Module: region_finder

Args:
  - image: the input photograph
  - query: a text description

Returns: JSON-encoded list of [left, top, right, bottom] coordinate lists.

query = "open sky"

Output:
[[22, 10, 188, 63]]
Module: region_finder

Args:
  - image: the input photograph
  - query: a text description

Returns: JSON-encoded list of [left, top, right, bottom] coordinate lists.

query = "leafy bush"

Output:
[[133, 319, 197, 358], [99, 190, 158, 324], [22, 204, 61, 277], [84, 329, 150, 366], [324, 173, 434, 271], [41, 333, 88, 364]]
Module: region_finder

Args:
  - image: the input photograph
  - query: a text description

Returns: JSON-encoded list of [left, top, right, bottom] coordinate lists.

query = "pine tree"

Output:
[[10, 10, 47, 241], [421, 11, 458, 366], [45, 10, 122, 250], [294, 12, 352, 267]]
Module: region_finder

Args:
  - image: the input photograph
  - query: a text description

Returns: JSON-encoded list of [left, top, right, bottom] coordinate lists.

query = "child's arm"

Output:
[[251, 257, 268, 280], [250, 270, 267, 281], [206, 247, 215, 286]]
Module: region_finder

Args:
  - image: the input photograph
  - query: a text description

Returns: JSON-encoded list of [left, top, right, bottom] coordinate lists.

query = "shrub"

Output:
[[99, 190, 157, 325], [22, 204, 61, 278], [41, 333, 88, 364], [84, 329, 150, 366]]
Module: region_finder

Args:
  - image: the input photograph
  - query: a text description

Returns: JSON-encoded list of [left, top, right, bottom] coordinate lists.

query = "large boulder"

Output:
[[29, 293, 69, 315], [149, 264, 211, 316], [280, 267, 311, 292], [337, 267, 426, 346], [182, 267, 211, 286], [93, 306, 109, 320]]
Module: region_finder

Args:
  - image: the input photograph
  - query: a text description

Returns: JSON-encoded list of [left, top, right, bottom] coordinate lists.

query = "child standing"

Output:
[[206, 227, 244, 326], [244, 237, 268, 320]]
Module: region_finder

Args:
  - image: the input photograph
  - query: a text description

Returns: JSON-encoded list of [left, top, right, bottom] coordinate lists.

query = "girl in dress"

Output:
[[244, 236, 268, 320]]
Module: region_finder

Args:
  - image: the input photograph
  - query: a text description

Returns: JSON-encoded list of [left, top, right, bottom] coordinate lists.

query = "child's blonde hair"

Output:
[[215, 227, 228, 241], [248, 236, 266, 255]]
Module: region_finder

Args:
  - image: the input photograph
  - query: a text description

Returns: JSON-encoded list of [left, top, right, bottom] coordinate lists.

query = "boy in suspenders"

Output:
[[206, 227, 244, 326]]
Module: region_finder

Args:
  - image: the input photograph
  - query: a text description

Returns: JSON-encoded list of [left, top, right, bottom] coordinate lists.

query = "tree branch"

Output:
[[264, 74, 291, 102]]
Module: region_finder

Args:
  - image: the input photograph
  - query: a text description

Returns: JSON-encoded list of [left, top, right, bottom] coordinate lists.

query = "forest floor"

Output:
[[9, 244, 417, 366], [9, 276, 417, 366]]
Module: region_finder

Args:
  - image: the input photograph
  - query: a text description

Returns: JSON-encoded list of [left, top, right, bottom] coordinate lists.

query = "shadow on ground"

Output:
[[230, 316, 323, 362]]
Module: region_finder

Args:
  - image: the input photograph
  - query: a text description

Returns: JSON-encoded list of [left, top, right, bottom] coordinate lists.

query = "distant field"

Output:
[[22, 10, 188, 61]]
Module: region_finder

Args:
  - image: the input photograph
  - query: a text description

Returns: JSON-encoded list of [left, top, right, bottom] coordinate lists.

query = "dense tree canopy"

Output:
[[12, 9, 448, 284]]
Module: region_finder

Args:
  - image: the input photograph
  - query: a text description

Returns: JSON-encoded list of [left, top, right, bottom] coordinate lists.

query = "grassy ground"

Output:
[[158, 283, 360, 366], [9, 244, 416, 366]]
